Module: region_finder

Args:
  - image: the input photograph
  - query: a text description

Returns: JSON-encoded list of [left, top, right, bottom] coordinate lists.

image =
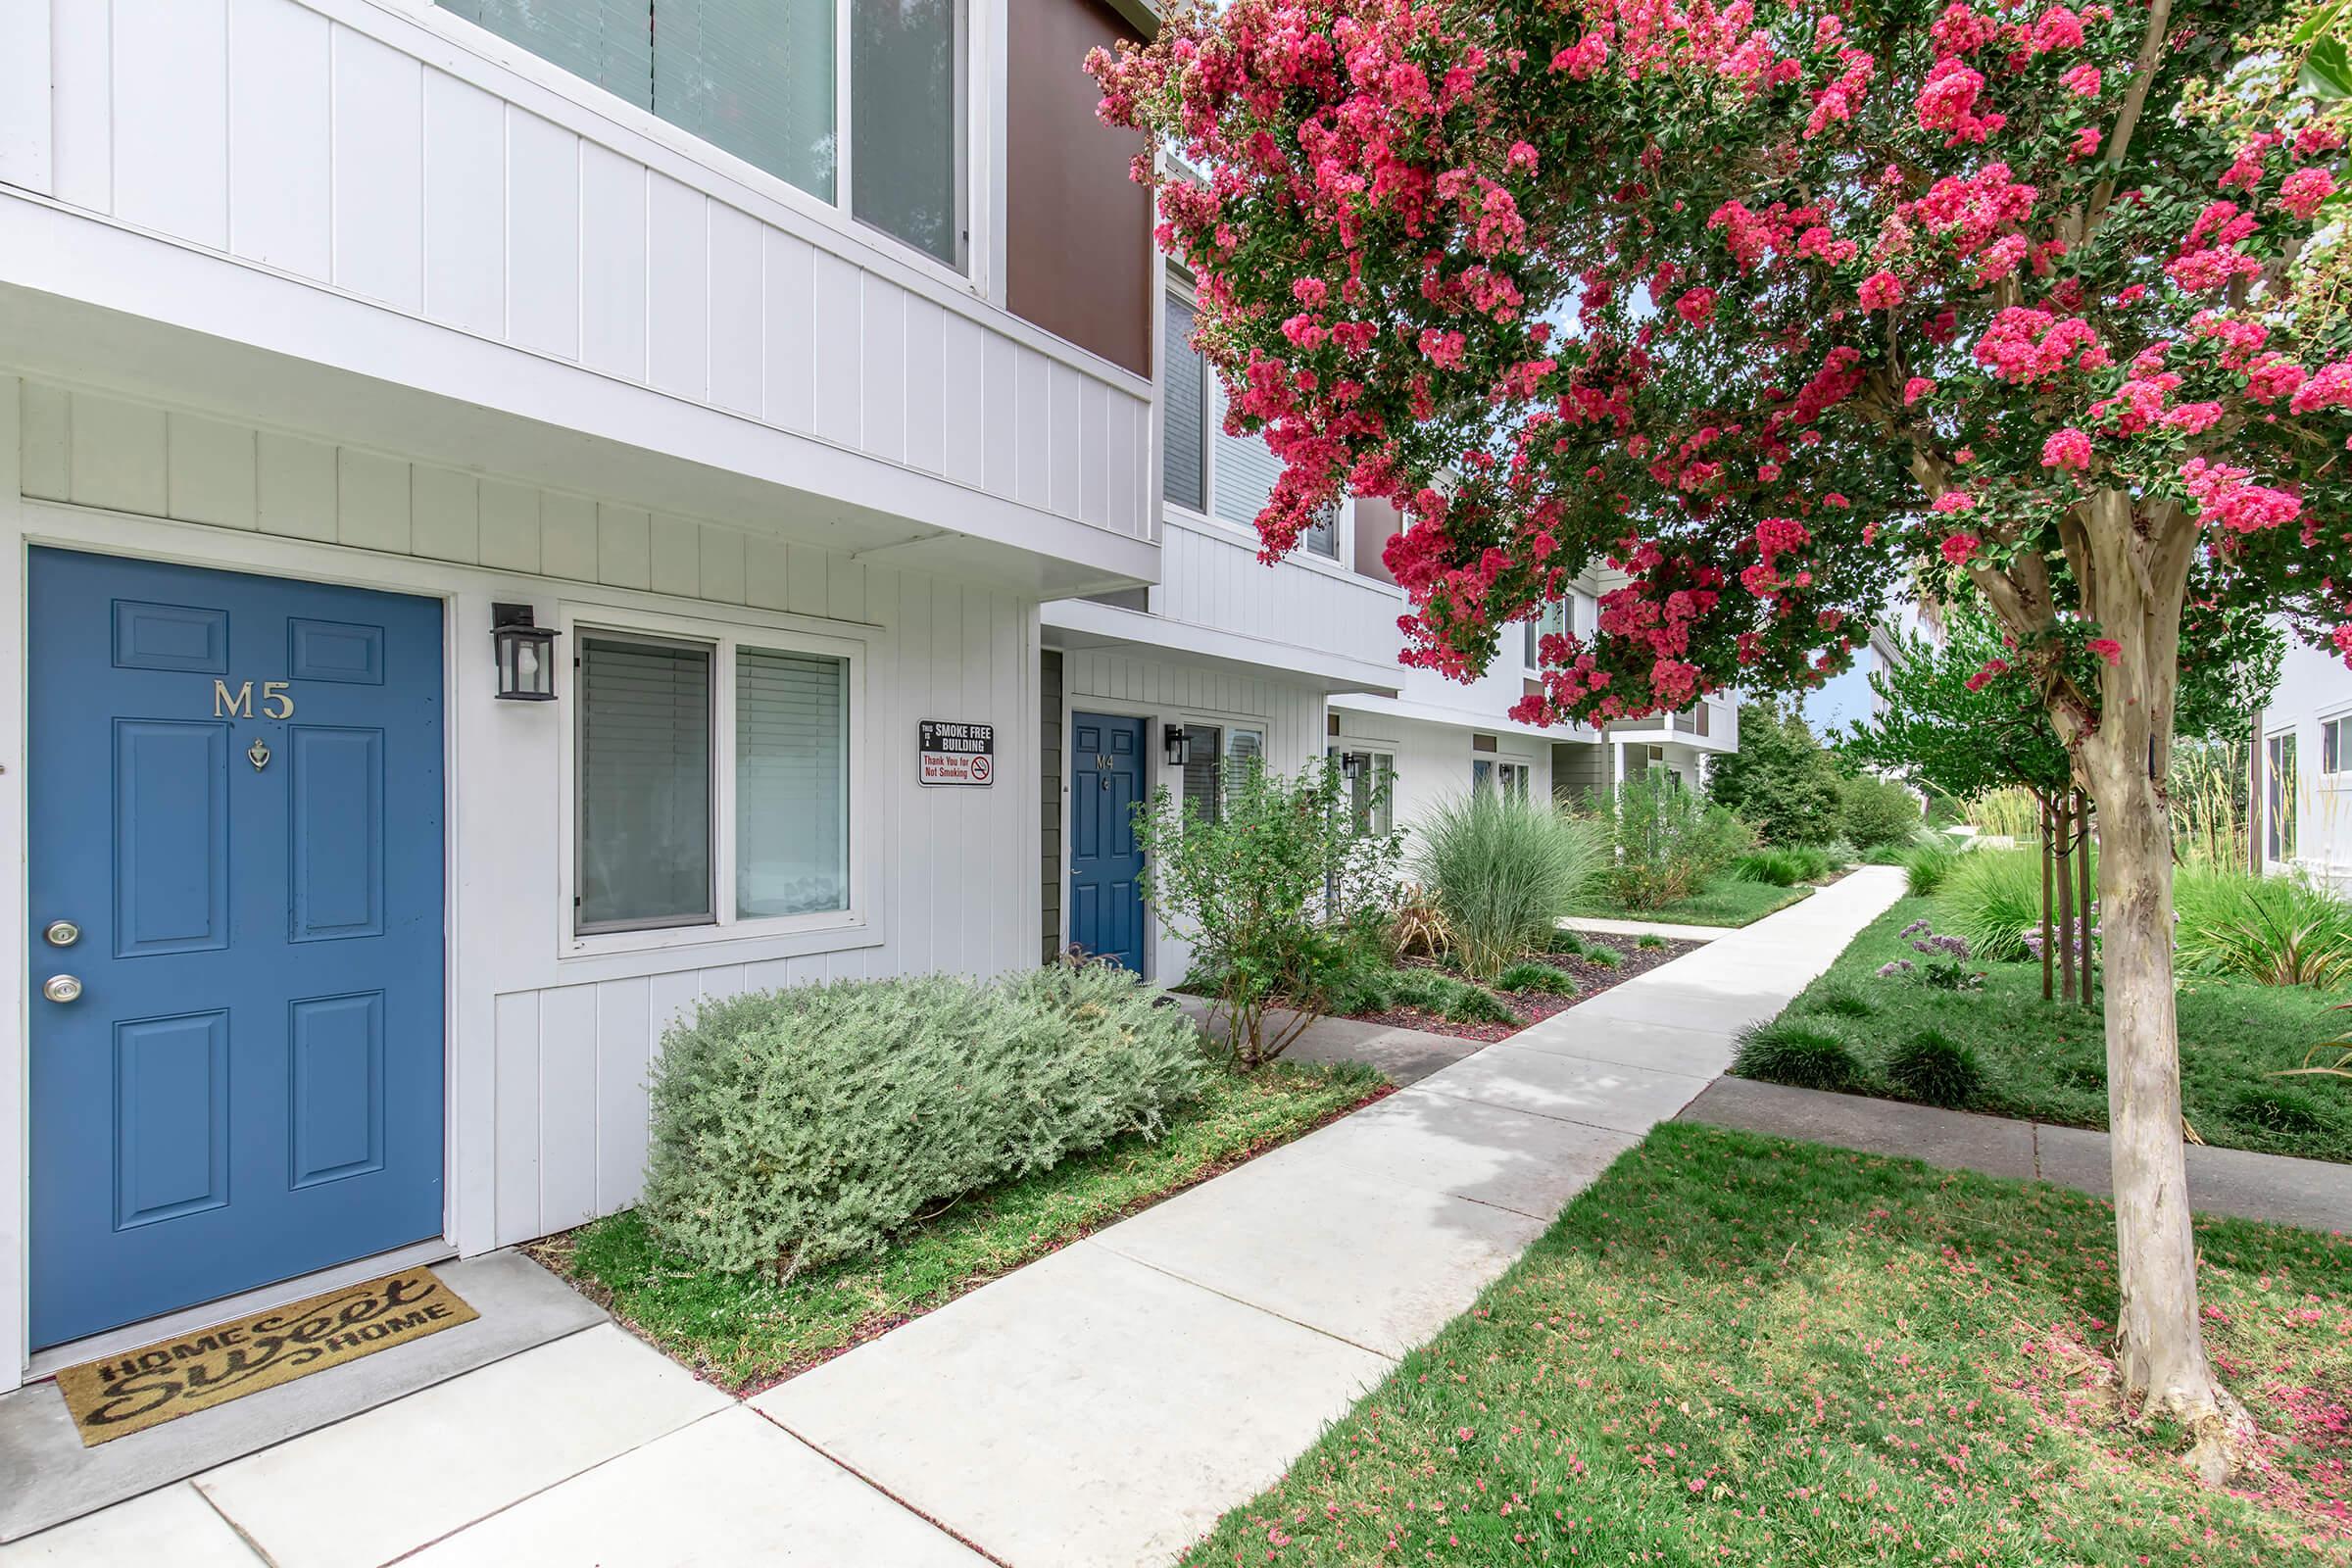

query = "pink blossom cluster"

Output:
[[1973, 308, 2105, 384], [2180, 457, 2301, 535]]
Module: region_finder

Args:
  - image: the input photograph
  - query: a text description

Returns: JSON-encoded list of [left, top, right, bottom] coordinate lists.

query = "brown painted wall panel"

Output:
[[1007, 0, 1152, 377]]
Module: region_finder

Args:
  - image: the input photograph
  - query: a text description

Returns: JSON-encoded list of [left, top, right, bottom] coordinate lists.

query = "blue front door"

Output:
[[1068, 713, 1147, 972], [28, 549, 447, 1349]]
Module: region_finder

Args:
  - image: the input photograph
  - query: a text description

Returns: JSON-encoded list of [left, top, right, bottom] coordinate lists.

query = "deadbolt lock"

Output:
[[43, 920, 78, 948]]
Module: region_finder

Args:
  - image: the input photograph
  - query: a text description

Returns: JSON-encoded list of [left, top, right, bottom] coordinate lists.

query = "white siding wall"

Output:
[[30, 0, 1151, 545], [13, 378, 1041, 1258], [1060, 649, 1328, 982], [1154, 514, 1399, 671], [2258, 633, 2352, 891], [1333, 711, 1553, 851]]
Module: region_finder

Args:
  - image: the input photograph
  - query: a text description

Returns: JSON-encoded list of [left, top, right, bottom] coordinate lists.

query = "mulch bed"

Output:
[[1348, 936, 1706, 1044]]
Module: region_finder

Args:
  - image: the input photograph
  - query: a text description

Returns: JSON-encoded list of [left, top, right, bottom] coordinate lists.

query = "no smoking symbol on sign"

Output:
[[968, 755, 992, 783]]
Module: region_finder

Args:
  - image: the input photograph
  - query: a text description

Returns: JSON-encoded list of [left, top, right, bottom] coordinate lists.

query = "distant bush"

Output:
[[641, 965, 1206, 1280], [1840, 774, 1923, 851], [2175, 868, 2352, 988], [1886, 1029, 1984, 1108], [1733, 1018, 1864, 1092], [1733, 849, 1804, 887], [1418, 791, 1605, 981], [1940, 850, 2043, 964], [1903, 838, 1964, 897], [1636, 932, 1666, 950], [1497, 960, 1580, 995], [1706, 702, 1844, 845], [1785, 844, 1838, 882], [1597, 772, 1752, 908]]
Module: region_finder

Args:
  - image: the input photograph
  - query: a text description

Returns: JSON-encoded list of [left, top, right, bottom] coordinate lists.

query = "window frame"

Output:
[[2324, 712, 2352, 778], [417, 0, 978, 286], [1159, 270, 1360, 576], [2268, 728, 2300, 862], [558, 599, 871, 960]]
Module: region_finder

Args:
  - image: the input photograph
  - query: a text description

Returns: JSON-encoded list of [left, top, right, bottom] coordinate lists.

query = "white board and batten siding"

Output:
[[1061, 647, 1331, 981], [1156, 514, 1400, 672], [29, 0, 1152, 547], [16, 379, 1043, 1252]]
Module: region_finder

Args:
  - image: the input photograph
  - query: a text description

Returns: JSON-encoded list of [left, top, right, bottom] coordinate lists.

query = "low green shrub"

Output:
[[1497, 960, 1580, 995], [1840, 773, 1923, 851], [2175, 867, 2352, 988], [1733, 1018, 1864, 1092], [1732, 849, 1802, 887], [1783, 844, 1837, 882], [1581, 941, 1625, 968], [1885, 1028, 1984, 1107], [1545, 927, 1595, 957], [1636, 932, 1666, 950], [1939, 849, 2043, 963], [1802, 981, 1879, 1020], [640, 965, 1207, 1279], [2223, 1083, 2334, 1137], [1325, 964, 1517, 1026], [1417, 792, 1605, 982]]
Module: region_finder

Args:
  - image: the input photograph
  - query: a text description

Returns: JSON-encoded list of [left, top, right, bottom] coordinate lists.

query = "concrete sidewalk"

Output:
[[1683, 1075, 2352, 1235], [5, 869, 1907, 1567]]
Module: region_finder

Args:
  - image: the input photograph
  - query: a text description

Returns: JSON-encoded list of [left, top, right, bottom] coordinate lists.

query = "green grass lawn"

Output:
[[536, 1057, 1383, 1391], [1568, 875, 1814, 927], [1183, 1123, 2352, 1566], [1742, 894, 2352, 1163]]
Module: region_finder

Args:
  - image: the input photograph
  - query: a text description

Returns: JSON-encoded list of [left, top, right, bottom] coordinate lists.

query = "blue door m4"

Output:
[[27, 549, 447, 1350], [1068, 713, 1147, 972]]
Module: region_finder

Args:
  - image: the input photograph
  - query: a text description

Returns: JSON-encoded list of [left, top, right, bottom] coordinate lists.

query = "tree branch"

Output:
[[2087, 0, 2174, 233]]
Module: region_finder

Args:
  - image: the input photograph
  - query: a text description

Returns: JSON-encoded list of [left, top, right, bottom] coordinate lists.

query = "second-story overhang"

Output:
[[1044, 597, 1402, 697], [1329, 690, 1603, 745], [0, 196, 1159, 602]]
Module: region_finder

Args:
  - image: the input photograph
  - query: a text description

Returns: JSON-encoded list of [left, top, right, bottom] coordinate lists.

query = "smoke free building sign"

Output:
[[919, 719, 995, 786]]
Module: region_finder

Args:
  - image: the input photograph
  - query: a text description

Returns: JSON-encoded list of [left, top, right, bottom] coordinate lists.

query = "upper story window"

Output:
[[440, 0, 965, 269], [1524, 597, 1574, 671], [2325, 713, 2352, 776], [1163, 280, 1340, 558]]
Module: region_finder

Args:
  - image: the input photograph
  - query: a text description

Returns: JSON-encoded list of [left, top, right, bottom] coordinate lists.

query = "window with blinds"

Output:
[[1181, 724, 1223, 824], [577, 636, 714, 929], [852, 0, 964, 266], [1524, 596, 1573, 669], [1164, 293, 1207, 513], [736, 648, 851, 917], [656, 0, 837, 202], [438, 0, 962, 267]]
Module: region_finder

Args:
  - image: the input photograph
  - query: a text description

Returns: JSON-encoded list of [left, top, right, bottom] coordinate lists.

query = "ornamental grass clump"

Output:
[[1886, 1028, 1984, 1108], [1732, 1018, 1864, 1093], [1415, 789, 1604, 981], [1941, 849, 2044, 964], [639, 963, 1206, 1281], [2175, 866, 2352, 988]]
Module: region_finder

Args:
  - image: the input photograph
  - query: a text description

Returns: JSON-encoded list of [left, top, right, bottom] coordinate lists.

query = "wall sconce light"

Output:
[[1340, 751, 1365, 781], [1162, 723, 1189, 766], [492, 604, 560, 702]]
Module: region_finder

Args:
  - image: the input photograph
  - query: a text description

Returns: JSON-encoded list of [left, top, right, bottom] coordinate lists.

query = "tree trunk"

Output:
[[2057, 808, 2078, 1004], [2078, 791, 2097, 1009], [2040, 796, 2056, 1003]]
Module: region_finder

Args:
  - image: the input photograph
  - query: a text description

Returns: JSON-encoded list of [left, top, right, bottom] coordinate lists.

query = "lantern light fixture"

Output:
[[492, 604, 559, 702], [1162, 723, 1188, 766]]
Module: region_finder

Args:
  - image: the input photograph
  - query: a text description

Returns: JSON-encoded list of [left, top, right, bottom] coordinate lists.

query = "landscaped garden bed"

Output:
[[538, 1051, 1385, 1392], [1181, 1122, 2352, 1565], [1735, 890, 2352, 1164], [1332, 931, 1702, 1043]]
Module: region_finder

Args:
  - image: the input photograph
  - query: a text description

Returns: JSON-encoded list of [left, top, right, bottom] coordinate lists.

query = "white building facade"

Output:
[[2252, 631, 2352, 892], [0, 0, 1163, 1387]]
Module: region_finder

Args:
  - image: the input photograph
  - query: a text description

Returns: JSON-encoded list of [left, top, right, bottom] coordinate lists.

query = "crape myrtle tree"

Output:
[[1091, 0, 2352, 1472]]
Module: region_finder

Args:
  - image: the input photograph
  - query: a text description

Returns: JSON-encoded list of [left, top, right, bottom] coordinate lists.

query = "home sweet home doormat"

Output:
[[52, 1267, 477, 1446]]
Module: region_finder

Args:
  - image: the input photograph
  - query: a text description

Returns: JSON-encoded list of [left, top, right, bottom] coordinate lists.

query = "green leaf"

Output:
[[2304, 36, 2352, 100]]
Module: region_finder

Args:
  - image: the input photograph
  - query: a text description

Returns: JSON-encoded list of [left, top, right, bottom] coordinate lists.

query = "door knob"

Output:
[[42, 974, 82, 1004], [43, 919, 79, 947]]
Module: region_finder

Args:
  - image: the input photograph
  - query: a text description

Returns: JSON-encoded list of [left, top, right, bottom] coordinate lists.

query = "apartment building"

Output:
[[2251, 632, 2352, 892], [0, 0, 1167, 1388]]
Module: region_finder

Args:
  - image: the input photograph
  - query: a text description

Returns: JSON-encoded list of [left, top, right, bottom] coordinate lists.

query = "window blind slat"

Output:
[[579, 636, 713, 927], [737, 647, 850, 917]]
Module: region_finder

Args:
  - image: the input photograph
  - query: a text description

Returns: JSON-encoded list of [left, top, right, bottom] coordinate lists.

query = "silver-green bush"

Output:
[[639, 963, 1207, 1279]]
